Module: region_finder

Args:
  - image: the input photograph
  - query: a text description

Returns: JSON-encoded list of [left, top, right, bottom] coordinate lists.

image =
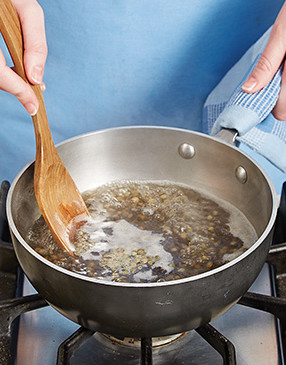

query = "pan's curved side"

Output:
[[10, 225, 272, 337]]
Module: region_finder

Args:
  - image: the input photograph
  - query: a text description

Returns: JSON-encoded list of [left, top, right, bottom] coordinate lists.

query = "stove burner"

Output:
[[102, 332, 186, 348], [55, 323, 237, 365], [1, 180, 286, 364]]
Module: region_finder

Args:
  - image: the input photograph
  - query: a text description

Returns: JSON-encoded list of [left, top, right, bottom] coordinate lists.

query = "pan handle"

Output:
[[214, 128, 239, 147]]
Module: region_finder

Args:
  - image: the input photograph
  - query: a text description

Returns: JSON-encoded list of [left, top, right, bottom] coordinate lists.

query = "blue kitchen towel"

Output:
[[203, 27, 286, 173]]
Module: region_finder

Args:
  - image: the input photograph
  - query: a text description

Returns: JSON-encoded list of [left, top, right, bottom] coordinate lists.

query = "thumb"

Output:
[[242, 54, 278, 93], [242, 4, 286, 93]]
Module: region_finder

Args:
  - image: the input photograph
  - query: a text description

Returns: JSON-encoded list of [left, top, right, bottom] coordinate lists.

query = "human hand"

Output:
[[242, 3, 286, 121], [0, 0, 47, 115]]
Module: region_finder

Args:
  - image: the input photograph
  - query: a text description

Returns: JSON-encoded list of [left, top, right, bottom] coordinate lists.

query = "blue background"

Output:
[[0, 0, 284, 191]]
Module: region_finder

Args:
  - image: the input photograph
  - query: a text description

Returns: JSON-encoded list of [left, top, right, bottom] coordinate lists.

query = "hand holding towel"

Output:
[[203, 28, 286, 173]]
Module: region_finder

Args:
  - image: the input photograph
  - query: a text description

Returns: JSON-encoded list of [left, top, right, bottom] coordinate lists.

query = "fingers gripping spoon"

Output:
[[0, 0, 89, 255]]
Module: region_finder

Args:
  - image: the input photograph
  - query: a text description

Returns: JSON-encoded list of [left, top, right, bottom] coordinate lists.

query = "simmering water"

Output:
[[26, 180, 257, 283]]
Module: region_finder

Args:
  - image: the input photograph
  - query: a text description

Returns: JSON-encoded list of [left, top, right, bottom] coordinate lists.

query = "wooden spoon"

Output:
[[0, 0, 89, 255]]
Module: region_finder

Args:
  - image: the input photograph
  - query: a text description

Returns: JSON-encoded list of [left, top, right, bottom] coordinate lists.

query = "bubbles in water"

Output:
[[27, 180, 258, 283]]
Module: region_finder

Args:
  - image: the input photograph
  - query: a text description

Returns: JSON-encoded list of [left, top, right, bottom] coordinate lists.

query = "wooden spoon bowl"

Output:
[[0, 0, 89, 255]]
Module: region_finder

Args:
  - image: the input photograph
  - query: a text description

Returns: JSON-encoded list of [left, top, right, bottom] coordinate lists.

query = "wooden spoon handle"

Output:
[[0, 0, 89, 256], [0, 0, 55, 160]]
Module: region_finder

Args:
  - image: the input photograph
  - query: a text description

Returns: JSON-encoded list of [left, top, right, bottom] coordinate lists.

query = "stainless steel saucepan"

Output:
[[6, 126, 277, 337]]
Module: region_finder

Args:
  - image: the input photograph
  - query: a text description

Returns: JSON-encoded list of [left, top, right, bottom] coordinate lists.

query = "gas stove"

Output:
[[1, 179, 286, 365]]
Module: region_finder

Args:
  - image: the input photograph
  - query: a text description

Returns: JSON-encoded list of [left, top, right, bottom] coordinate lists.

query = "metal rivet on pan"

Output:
[[178, 143, 196, 159], [235, 166, 247, 184]]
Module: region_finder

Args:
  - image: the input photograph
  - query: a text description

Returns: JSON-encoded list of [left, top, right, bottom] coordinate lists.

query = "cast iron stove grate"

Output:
[[1, 180, 286, 365]]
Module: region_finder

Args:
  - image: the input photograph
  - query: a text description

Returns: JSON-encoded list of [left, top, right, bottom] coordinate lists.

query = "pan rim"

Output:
[[6, 125, 278, 288]]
